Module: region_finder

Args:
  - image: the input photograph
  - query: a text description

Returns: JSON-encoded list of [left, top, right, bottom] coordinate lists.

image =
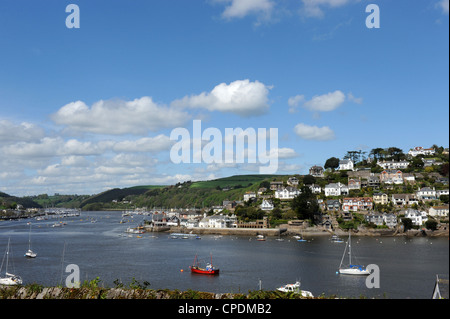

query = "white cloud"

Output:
[[288, 90, 362, 113], [51, 97, 190, 135], [214, 0, 275, 19], [172, 79, 272, 117], [301, 0, 356, 18], [303, 90, 346, 112], [294, 123, 335, 141], [277, 147, 299, 159]]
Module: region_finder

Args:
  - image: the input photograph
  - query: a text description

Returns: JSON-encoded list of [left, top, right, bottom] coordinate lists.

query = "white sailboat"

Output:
[[25, 223, 37, 258], [338, 232, 370, 275], [0, 238, 23, 286]]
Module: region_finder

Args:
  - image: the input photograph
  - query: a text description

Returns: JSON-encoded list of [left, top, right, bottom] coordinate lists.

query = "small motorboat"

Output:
[[256, 235, 266, 241], [277, 281, 313, 297], [331, 235, 344, 243]]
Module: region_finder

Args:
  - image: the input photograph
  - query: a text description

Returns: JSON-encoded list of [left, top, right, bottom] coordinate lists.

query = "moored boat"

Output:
[[189, 254, 220, 275], [338, 232, 370, 275], [1, 238, 23, 286], [277, 281, 313, 297]]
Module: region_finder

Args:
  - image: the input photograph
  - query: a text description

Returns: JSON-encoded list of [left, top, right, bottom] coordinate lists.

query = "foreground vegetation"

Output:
[[0, 279, 358, 300]]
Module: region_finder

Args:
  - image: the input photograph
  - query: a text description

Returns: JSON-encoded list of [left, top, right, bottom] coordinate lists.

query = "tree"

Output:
[[425, 219, 438, 231], [387, 147, 406, 161], [291, 186, 319, 222], [324, 157, 340, 170], [401, 218, 413, 231], [303, 175, 316, 185], [370, 148, 385, 160]]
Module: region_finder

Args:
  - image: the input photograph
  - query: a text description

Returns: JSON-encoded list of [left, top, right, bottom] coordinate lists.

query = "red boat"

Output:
[[189, 254, 220, 275]]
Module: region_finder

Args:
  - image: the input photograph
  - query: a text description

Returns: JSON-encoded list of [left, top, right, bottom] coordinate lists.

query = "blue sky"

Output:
[[0, 0, 448, 196]]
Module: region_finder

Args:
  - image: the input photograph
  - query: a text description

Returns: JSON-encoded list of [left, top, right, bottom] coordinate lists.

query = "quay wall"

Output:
[[149, 226, 281, 237]]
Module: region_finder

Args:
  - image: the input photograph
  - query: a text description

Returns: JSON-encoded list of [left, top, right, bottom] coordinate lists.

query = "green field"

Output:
[[190, 175, 288, 189]]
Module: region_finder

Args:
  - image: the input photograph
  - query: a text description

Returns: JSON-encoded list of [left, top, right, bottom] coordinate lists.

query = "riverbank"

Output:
[[159, 225, 449, 238]]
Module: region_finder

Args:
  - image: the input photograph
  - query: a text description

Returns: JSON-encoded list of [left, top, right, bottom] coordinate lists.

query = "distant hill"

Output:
[[0, 192, 42, 209], [80, 185, 163, 208]]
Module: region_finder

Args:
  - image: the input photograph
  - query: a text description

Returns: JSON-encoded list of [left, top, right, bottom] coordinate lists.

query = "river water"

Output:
[[0, 211, 448, 299]]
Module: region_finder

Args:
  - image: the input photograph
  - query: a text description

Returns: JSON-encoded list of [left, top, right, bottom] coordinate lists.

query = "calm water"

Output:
[[0, 211, 448, 299]]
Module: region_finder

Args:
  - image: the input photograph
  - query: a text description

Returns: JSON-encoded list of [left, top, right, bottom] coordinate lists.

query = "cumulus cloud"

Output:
[[213, 0, 275, 19], [294, 123, 335, 141], [288, 90, 362, 113], [303, 90, 346, 112], [51, 97, 190, 135], [172, 79, 272, 117]]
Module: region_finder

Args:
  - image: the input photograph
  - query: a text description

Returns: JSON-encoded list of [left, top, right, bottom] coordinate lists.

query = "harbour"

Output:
[[0, 211, 448, 299]]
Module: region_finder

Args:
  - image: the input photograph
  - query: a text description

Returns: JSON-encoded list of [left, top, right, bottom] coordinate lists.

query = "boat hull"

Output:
[[0, 276, 23, 286], [339, 267, 370, 275], [190, 266, 220, 275]]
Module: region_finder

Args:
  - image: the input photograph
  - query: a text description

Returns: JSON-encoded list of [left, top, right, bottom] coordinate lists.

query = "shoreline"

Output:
[[151, 225, 449, 238]]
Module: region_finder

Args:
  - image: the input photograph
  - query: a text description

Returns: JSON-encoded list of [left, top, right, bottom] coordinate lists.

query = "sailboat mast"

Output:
[[348, 232, 352, 265], [28, 224, 32, 250], [5, 238, 10, 275]]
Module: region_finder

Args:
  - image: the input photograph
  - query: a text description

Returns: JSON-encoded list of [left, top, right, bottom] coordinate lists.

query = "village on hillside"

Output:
[[153, 145, 449, 235]]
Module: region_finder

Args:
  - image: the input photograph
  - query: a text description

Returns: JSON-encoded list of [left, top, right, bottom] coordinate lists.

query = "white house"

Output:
[[416, 187, 437, 201], [275, 187, 300, 200], [408, 147, 436, 157], [260, 199, 274, 211], [199, 215, 234, 228], [366, 212, 396, 227], [378, 160, 410, 170], [309, 184, 322, 194], [383, 213, 398, 228], [428, 206, 449, 218], [324, 182, 349, 197], [404, 209, 428, 226], [243, 192, 257, 202], [339, 159, 354, 171]]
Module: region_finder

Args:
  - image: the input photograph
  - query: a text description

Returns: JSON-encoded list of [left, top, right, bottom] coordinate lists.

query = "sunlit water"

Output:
[[0, 211, 448, 299]]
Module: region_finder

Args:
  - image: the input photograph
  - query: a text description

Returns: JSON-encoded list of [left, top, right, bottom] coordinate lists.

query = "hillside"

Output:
[[79, 175, 288, 210], [0, 192, 42, 209], [80, 185, 162, 209]]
